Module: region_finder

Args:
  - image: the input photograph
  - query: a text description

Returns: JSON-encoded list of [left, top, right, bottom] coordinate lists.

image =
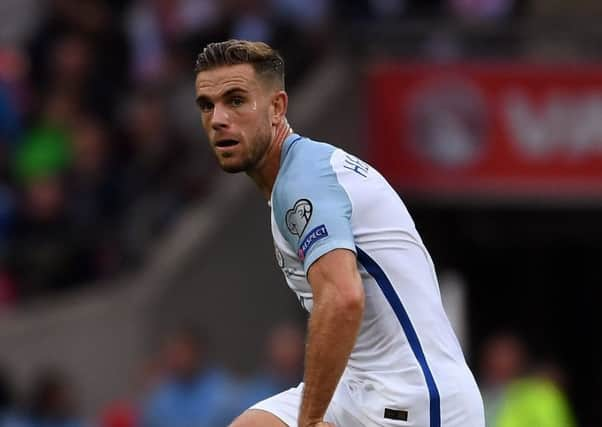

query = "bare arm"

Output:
[[298, 249, 365, 427]]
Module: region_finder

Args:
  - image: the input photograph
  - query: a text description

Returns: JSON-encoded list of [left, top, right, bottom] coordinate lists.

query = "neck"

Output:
[[248, 119, 292, 199]]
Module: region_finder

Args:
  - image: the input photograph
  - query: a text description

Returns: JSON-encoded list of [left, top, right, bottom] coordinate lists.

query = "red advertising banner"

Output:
[[367, 63, 602, 198]]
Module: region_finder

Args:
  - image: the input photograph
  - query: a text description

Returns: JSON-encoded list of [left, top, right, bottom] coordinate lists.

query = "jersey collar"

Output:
[[269, 133, 302, 206], [280, 132, 301, 164]]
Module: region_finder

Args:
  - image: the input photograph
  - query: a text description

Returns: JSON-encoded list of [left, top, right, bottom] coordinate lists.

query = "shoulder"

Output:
[[274, 138, 347, 218], [279, 137, 338, 183], [273, 138, 339, 202], [272, 137, 356, 264], [277, 138, 371, 188]]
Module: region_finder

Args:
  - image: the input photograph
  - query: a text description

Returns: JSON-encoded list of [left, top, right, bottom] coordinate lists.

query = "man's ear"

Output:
[[271, 90, 288, 126]]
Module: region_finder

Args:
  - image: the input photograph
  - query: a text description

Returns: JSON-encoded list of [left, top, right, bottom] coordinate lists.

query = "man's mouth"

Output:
[[215, 139, 239, 148]]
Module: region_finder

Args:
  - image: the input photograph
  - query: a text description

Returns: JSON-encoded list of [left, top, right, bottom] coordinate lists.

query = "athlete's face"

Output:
[[195, 64, 277, 173]]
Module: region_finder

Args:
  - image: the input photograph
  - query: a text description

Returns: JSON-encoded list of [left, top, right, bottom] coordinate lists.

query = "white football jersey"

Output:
[[270, 134, 484, 427]]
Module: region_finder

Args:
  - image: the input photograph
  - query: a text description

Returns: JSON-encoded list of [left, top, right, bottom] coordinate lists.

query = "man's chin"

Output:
[[219, 160, 249, 174]]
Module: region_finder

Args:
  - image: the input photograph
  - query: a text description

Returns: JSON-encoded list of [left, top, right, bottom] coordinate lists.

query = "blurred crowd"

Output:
[[0, 321, 306, 427], [0, 326, 578, 427], [0, 0, 339, 307]]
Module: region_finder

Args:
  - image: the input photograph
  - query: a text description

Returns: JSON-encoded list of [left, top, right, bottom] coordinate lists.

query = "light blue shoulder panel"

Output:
[[273, 135, 355, 273]]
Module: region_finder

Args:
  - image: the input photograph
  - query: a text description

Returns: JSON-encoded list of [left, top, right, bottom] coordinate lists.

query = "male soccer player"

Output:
[[194, 39, 485, 427]]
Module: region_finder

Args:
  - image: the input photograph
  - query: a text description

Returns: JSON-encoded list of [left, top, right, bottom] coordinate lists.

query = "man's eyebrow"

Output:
[[222, 87, 248, 97], [195, 87, 249, 107]]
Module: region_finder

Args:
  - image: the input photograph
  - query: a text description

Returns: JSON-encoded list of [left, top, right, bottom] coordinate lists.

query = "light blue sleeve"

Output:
[[273, 142, 355, 273]]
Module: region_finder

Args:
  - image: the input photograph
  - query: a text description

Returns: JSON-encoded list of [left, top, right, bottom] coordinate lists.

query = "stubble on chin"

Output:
[[217, 155, 251, 173], [220, 162, 249, 173]]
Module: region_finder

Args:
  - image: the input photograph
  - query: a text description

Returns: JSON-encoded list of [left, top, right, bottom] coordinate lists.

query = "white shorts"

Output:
[[250, 377, 485, 427], [250, 381, 369, 426]]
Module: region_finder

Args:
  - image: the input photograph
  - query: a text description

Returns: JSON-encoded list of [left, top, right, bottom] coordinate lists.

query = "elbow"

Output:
[[338, 286, 365, 317]]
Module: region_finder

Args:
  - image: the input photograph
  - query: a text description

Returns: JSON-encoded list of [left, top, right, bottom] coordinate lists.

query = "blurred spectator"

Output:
[[271, 0, 332, 30], [0, 79, 23, 148], [126, 0, 225, 83], [6, 97, 102, 299], [0, 183, 15, 244], [7, 173, 97, 299], [31, 32, 106, 120], [13, 122, 72, 185], [479, 332, 528, 426], [1, 47, 29, 175], [0, 50, 25, 274], [479, 332, 577, 427], [98, 355, 164, 427], [23, 369, 85, 427], [4, 86, 88, 299], [28, 0, 129, 121], [494, 362, 577, 427], [161, 45, 215, 167], [217, 0, 330, 86], [226, 0, 274, 43], [140, 326, 236, 427], [118, 87, 204, 264], [234, 321, 305, 413], [65, 116, 125, 277]]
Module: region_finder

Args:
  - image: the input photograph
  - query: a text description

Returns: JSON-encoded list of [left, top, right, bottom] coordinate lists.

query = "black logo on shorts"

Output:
[[285, 199, 312, 237]]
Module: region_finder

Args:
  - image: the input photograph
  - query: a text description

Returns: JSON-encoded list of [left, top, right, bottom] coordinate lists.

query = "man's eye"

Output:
[[230, 97, 244, 107], [199, 102, 213, 112]]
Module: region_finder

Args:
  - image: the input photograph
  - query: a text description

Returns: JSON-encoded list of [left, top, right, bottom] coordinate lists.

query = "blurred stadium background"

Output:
[[1, 0, 601, 426]]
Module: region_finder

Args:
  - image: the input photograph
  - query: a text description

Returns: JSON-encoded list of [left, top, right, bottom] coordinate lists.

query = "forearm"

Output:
[[298, 296, 363, 426]]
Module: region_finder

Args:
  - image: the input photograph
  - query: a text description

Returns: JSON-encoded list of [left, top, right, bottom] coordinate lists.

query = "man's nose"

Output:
[[211, 103, 229, 130]]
